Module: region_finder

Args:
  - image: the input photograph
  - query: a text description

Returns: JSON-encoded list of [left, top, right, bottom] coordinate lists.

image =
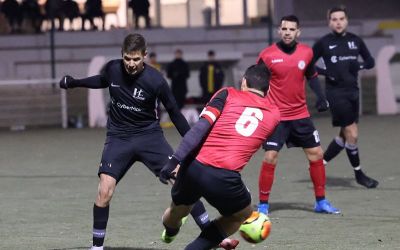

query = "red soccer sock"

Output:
[[309, 159, 326, 198], [259, 162, 276, 202]]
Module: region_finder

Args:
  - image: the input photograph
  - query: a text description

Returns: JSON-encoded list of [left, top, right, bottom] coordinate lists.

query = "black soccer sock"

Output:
[[345, 143, 360, 169], [184, 221, 227, 250], [190, 200, 211, 230], [93, 204, 109, 247], [324, 137, 345, 162]]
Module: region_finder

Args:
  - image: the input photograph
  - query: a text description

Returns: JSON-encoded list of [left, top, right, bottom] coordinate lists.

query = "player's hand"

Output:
[[159, 155, 180, 185], [316, 98, 329, 112], [59, 75, 74, 89]]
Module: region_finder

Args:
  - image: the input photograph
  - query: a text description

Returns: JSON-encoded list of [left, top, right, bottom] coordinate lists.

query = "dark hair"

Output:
[[243, 64, 270, 92], [121, 33, 147, 55], [207, 50, 215, 56], [328, 6, 347, 20], [280, 15, 300, 27]]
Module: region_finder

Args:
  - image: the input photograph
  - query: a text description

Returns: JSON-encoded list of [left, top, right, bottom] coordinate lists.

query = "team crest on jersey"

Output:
[[133, 88, 145, 100], [348, 41, 358, 49], [298, 60, 306, 70]]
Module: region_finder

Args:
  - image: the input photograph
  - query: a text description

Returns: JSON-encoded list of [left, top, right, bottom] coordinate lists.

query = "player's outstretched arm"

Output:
[[59, 75, 108, 89]]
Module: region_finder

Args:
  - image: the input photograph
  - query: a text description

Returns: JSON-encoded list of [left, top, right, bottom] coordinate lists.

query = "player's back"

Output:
[[196, 88, 280, 172]]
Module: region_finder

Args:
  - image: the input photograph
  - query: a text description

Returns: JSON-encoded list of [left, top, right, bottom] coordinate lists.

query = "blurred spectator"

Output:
[[62, 0, 80, 31], [1, 0, 22, 33], [81, 0, 105, 31], [44, 0, 65, 31], [20, 0, 43, 33], [148, 52, 162, 71], [0, 2, 11, 34], [167, 49, 190, 110], [128, 0, 150, 29], [199, 50, 225, 103]]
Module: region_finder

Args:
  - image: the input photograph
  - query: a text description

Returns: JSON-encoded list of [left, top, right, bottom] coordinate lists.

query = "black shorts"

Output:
[[98, 131, 173, 182], [262, 117, 321, 151], [326, 89, 359, 127], [171, 160, 251, 216]]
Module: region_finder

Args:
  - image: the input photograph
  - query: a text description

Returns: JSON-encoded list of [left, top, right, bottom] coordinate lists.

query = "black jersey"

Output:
[[313, 32, 374, 90], [69, 60, 190, 137]]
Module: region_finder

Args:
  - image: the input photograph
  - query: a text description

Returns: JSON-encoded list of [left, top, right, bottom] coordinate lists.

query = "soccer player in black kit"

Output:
[[312, 6, 379, 188], [59, 33, 224, 250]]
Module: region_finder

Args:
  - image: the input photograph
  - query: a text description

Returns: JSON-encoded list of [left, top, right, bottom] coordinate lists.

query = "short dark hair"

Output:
[[121, 33, 147, 55], [328, 6, 347, 20], [280, 15, 300, 27], [207, 50, 215, 56], [243, 64, 270, 92]]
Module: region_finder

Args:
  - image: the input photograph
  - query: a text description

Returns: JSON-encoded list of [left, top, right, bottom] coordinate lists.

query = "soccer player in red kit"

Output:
[[257, 15, 340, 215], [158, 64, 280, 250]]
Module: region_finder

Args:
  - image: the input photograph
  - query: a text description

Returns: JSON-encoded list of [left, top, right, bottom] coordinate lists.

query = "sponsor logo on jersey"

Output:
[[115, 102, 141, 112], [331, 55, 357, 63], [133, 88, 145, 100], [298, 60, 306, 70], [348, 41, 357, 49], [329, 45, 337, 49], [271, 59, 284, 63]]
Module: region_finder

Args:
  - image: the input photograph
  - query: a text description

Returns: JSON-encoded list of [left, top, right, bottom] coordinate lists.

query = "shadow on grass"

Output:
[[296, 176, 356, 188]]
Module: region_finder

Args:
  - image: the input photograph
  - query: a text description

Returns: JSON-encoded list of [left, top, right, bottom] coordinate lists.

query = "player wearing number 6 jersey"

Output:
[[158, 64, 280, 250], [256, 15, 340, 215]]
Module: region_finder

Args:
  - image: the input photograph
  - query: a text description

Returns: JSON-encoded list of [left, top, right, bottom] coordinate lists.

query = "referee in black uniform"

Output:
[[60, 33, 212, 250], [313, 6, 378, 189]]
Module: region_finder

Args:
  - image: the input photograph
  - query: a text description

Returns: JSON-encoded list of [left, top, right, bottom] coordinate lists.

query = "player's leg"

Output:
[[92, 174, 116, 249], [140, 132, 212, 230], [342, 122, 379, 188], [258, 122, 287, 214], [185, 161, 251, 250], [185, 205, 252, 250], [304, 146, 341, 214], [289, 118, 340, 214], [162, 201, 194, 243], [258, 150, 278, 214], [324, 91, 348, 164], [323, 133, 345, 165], [91, 136, 138, 249]]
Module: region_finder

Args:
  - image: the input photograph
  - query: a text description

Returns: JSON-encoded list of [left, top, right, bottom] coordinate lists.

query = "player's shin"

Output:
[[344, 142, 360, 168], [190, 200, 211, 230], [324, 136, 345, 163], [258, 162, 276, 214], [309, 159, 326, 200], [92, 204, 109, 247]]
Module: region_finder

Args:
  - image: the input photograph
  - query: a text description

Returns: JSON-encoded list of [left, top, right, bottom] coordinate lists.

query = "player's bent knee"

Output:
[[263, 151, 278, 164]]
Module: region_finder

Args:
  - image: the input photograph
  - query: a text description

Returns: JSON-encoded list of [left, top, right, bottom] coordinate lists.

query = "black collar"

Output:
[[277, 40, 297, 54]]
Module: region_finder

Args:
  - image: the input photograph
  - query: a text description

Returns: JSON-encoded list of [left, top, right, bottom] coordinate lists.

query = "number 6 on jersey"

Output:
[[235, 107, 264, 136]]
